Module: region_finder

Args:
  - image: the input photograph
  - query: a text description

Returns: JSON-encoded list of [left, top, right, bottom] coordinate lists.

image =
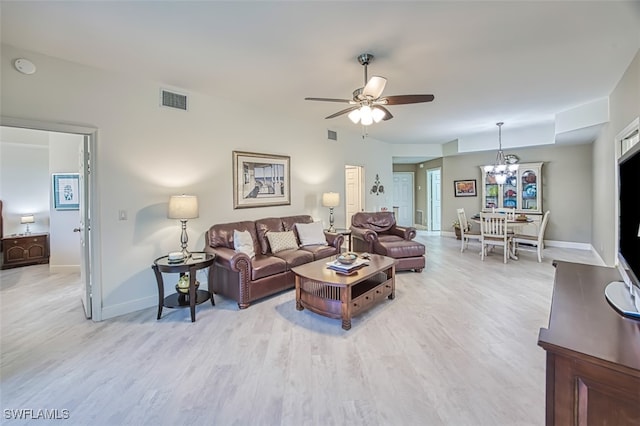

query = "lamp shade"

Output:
[[20, 215, 35, 224], [168, 195, 199, 219], [322, 192, 340, 208]]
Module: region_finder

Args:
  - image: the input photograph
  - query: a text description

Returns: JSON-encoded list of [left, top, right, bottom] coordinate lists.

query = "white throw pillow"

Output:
[[267, 230, 299, 253], [296, 221, 328, 246], [233, 229, 255, 258]]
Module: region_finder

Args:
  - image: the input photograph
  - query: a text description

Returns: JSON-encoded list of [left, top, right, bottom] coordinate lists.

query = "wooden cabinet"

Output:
[[538, 261, 640, 425], [480, 162, 543, 213], [1, 233, 50, 269]]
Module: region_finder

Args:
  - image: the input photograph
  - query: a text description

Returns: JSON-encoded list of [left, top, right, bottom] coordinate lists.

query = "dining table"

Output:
[[471, 213, 533, 260]]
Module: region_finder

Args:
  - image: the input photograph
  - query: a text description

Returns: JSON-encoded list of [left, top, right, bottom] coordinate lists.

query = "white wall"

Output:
[[0, 133, 49, 235], [592, 50, 640, 265], [1, 44, 392, 320]]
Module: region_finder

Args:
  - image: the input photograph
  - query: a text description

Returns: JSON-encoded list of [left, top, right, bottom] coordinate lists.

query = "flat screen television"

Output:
[[605, 138, 640, 319]]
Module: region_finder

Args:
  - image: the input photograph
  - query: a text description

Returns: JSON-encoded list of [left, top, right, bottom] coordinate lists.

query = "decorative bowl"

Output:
[[176, 277, 200, 294], [337, 252, 358, 265]]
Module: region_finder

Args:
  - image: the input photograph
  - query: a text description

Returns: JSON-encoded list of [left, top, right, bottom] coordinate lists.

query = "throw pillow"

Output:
[[267, 230, 299, 253], [233, 229, 255, 258], [295, 221, 328, 246]]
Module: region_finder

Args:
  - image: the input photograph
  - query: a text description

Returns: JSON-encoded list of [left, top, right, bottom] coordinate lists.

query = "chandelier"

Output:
[[484, 122, 518, 185]]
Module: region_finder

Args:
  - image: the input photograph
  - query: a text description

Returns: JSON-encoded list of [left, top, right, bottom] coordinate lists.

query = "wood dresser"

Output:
[[1, 233, 50, 269], [538, 261, 640, 425]]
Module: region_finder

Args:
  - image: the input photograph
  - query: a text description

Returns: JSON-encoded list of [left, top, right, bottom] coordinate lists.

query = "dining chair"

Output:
[[480, 212, 510, 263], [492, 207, 517, 221], [456, 208, 481, 252], [513, 210, 550, 262]]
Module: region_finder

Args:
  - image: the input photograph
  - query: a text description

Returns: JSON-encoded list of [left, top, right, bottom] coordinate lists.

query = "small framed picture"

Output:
[[454, 179, 477, 197], [52, 173, 80, 210]]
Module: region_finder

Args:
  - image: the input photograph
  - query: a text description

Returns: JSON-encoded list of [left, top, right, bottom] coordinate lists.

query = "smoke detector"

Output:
[[14, 58, 36, 75]]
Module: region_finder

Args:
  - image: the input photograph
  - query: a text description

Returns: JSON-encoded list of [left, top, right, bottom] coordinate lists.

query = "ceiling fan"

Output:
[[305, 53, 435, 126]]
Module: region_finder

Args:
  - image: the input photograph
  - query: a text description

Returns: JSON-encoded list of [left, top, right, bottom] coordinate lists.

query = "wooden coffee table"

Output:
[[292, 254, 396, 330]]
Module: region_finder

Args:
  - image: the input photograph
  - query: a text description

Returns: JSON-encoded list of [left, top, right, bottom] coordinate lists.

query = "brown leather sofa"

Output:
[[350, 211, 425, 272], [204, 215, 343, 309]]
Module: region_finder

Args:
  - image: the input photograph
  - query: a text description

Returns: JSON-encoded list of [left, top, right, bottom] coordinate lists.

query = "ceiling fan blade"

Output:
[[362, 76, 387, 99], [305, 97, 353, 103], [381, 94, 435, 105], [325, 106, 360, 119], [374, 106, 394, 121]]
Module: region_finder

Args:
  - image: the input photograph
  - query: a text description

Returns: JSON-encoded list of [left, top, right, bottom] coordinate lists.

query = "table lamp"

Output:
[[322, 192, 340, 232], [21, 214, 35, 235], [168, 194, 199, 258]]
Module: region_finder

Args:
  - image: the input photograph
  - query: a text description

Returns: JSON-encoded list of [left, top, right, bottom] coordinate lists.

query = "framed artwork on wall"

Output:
[[52, 173, 80, 210], [454, 179, 477, 197], [232, 151, 290, 209]]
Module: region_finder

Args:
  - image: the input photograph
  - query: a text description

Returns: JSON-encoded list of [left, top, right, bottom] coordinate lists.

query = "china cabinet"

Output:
[[480, 162, 543, 214]]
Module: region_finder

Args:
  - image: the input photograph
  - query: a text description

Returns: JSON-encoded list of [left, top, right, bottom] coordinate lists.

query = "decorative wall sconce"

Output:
[[370, 174, 384, 195]]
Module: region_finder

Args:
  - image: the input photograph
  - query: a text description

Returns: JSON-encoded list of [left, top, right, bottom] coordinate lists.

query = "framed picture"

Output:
[[52, 173, 80, 210], [454, 179, 477, 197], [233, 151, 290, 209]]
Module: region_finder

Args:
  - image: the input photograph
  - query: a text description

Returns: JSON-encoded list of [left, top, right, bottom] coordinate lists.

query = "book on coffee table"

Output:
[[326, 258, 369, 273]]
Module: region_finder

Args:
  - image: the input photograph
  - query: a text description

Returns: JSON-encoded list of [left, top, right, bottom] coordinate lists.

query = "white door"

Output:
[[427, 168, 442, 231], [345, 165, 363, 227], [78, 137, 92, 318], [392, 172, 414, 227]]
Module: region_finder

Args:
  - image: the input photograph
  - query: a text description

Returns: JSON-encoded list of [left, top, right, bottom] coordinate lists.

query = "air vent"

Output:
[[327, 130, 337, 141], [160, 89, 188, 111]]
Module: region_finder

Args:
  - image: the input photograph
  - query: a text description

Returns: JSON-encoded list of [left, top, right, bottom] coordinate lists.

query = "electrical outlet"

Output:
[[119, 210, 127, 221]]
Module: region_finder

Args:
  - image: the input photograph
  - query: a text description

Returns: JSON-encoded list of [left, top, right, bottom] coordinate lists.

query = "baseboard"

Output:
[[544, 240, 591, 251], [101, 295, 156, 320], [49, 265, 80, 273], [101, 274, 212, 320], [440, 232, 593, 251]]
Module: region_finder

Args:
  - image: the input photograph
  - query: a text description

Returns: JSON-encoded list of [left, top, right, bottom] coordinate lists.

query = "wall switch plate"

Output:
[[118, 210, 127, 220]]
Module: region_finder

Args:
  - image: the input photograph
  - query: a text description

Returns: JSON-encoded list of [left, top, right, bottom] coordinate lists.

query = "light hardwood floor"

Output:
[[0, 233, 603, 425]]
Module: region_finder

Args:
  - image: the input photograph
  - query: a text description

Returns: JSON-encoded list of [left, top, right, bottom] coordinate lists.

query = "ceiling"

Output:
[[1, 1, 639, 154]]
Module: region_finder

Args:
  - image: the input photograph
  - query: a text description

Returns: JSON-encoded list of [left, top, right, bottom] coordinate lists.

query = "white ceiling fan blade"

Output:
[[362, 76, 387, 99]]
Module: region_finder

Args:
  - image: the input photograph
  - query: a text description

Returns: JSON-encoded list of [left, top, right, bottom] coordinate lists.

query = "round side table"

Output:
[[152, 252, 215, 322]]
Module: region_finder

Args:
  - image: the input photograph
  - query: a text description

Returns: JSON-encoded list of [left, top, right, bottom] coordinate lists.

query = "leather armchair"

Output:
[[350, 211, 425, 272]]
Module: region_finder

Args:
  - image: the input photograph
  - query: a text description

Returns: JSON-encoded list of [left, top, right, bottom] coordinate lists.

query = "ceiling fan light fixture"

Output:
[[304, 53, 434, 126], [372, 107, 386, 123], [348, 109, 361, 124], [360, 105, 373, 126]]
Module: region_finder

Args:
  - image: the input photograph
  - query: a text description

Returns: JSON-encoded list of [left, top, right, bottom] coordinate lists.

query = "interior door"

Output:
[[345, 165, 363, 228], [428, 168, 442, 231], [78, 137, 92, 318], [392, 172, 414, 227]]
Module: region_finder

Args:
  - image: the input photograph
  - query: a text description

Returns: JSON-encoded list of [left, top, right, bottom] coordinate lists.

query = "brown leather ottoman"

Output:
[[373, 239, 425, 272]]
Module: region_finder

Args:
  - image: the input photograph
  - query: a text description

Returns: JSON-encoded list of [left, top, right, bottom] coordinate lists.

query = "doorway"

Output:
[[1, 117, 100, 320], [427, 168, 442, 231], [392, 172, 414, 227], [345, 165, 363, 228]]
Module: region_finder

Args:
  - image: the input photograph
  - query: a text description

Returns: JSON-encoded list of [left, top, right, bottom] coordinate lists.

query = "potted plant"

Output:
[[452, 220, 470, 240]]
